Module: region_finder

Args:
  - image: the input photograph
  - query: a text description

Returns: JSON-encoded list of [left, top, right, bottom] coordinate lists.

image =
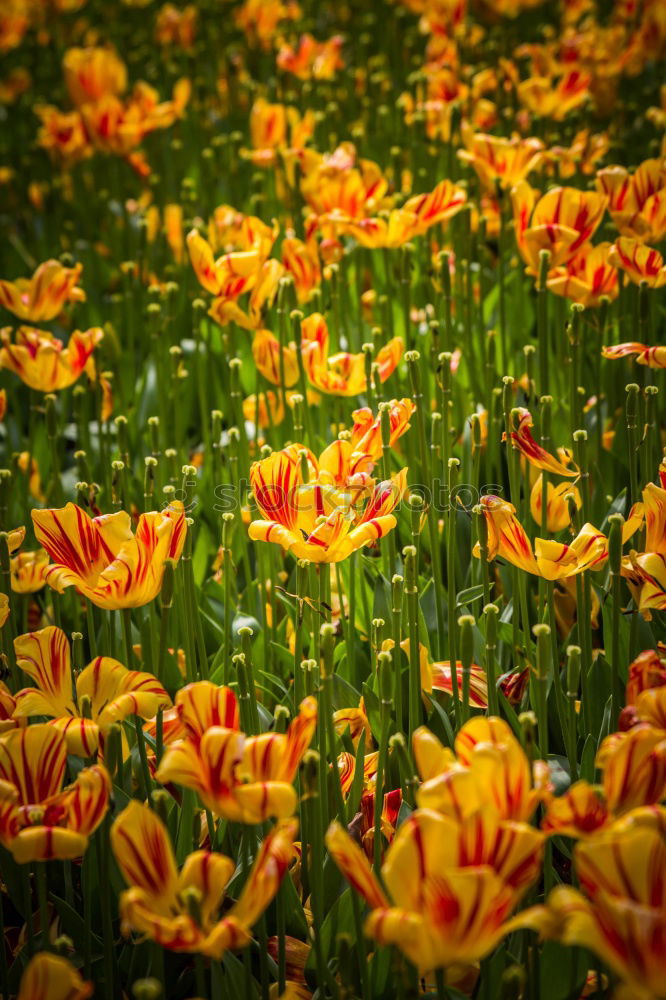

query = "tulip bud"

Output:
[[608, 513, 624, 576]]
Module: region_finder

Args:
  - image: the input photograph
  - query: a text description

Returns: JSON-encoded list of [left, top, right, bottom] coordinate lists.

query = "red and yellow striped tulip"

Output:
[[326, 809, 535, 971], [626, 649, 666, 707], [517, 70, 591, 121], [155, 696, 317, 823], [546, 242, 618, 306], [301, 313, 403, 396], [0, 724, 109, 862], [0, 259, 85, 322], [13, 625, 171, 756], [62, 46, 127, 106], [596, 158, 666, 243], [458, 129, 545, 191], [17, 952, 92, 1000], [609, 237, 666, 287], [597, 724, 666, 815], [112, 799, 296, 956], [0, 327, 103, 392], [32, 501, 185, 610], [511, 182, 607, 274], [541, 781, 611, 839], [249, 445, 406, 562], [10, 548, 48, 594], [276, 33, 343, 80], [506, 408, 578, 477], [602, 342, 666, 368], [530, 480, 582, 533], [349, 398, 415, 462]]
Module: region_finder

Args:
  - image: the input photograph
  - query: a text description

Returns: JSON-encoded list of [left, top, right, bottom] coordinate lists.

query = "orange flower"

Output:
[[112, 799, 296, 956], [247, 98, 314, 167], [517, 70, 591, 121], [13, 625, 171, 756], [0, 327, 103, 392], [511, 182, 607, 274], [596, 159, 666, 243], [338, 180, 467, 248], [349, 398, 415, 463], [626, 649, 666, 706], [187, 228, 263, 299], [541, 781, 611, 839], [276, 33, 343, 80], [252, 329, 300, 387], [0, 259, 85, 322], [458, 128, 545, 191], [0, 724, 110, 862], [156, 692, 317, 823], [547, 129, 609, 180], [32, 501, 186, 610], [546, 242, 618, 307], [235, 0, 301, 48], [609, 237, 666, 287], [62, 46, 127, 107]]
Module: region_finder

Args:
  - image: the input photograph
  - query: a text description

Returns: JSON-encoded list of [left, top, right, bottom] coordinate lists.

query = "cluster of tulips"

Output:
[[0, 0, 665, 998]]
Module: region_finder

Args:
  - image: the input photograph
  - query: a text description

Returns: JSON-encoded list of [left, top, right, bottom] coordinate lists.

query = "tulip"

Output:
[[281, 236, 321, 302], [155, 695, 317, 823], [413, 717, 550, 823], [35, 105, 91, 167], [187, 229, 263, 298], [626, 649, 666, 706], [0, 327, 103, 392], [358, 787, 402, 860], [0, 259, 85, 322], [0, 680, 22, 733], [62, 46, 128, 106], [530, 815, 666, 998], [155, 3, 198, 50], [326, 808, 537, 971], [458, 128, 545, 190], [0, 724, 110, 862], [333, 697, 372, 747], [636, 686, 666, 730], [546, 242, 618, 306], [517, 70, 591, 121], [111, 799, 297, 956], [13, 625, 171, 756], [609, 237, 666, 287], [541, 781, 611, 838], [338, 748, 380, 796], [506, 408, 578, 476], [235, 0, 301, 49], [511, 182, 607, 274], [252, 328, 300, 387], [32, 501, 185, 610], [349, 398, 415, 462], [17, 952, 92, 1000], [247, 98, 314, 167], [248, 446, 406, 562], [602, 341, 666, 367], [596, 158, 666, 243], [301, 313, 403, 396], [597, 724, 666, 814], [276, 33, 344, 80], [10, 548, 48, 594], [530, 480, 582, 533], [0, 593, 8, 630]]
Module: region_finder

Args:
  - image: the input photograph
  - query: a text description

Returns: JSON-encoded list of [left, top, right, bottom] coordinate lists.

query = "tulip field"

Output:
[[1, 0, 666, 997]]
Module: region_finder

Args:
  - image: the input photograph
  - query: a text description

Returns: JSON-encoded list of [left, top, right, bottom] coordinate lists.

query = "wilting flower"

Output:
[[326, 807, 537, 971], [276, 33, 343, 80], [13, 625, 171, 756], [517, 70, 591, 121], [17, 952, 92, 1000], [413, 717, 549, 823], [546, 242, 618, 306], [0, 327, 103, 392], [526, 813, 666, 998], [506, 408, 577, 477], [602, 342, 666, 367], [530, 480, 582, 533], [609, 237, 666, 287], [0, 259, 85, 322], [511, 182, 608, 274], [596, 159, 666, 243], [458, 128, 545, 190], [249, 445, 406, 562], [474, 495, 609, 580], [10, 548, 49, 594], [0, 724, 109, 862], [112, 799, 296, 955], [156, 689, 317, 823], [301, 313, 403, 396], [32, 501, 186, 610]]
